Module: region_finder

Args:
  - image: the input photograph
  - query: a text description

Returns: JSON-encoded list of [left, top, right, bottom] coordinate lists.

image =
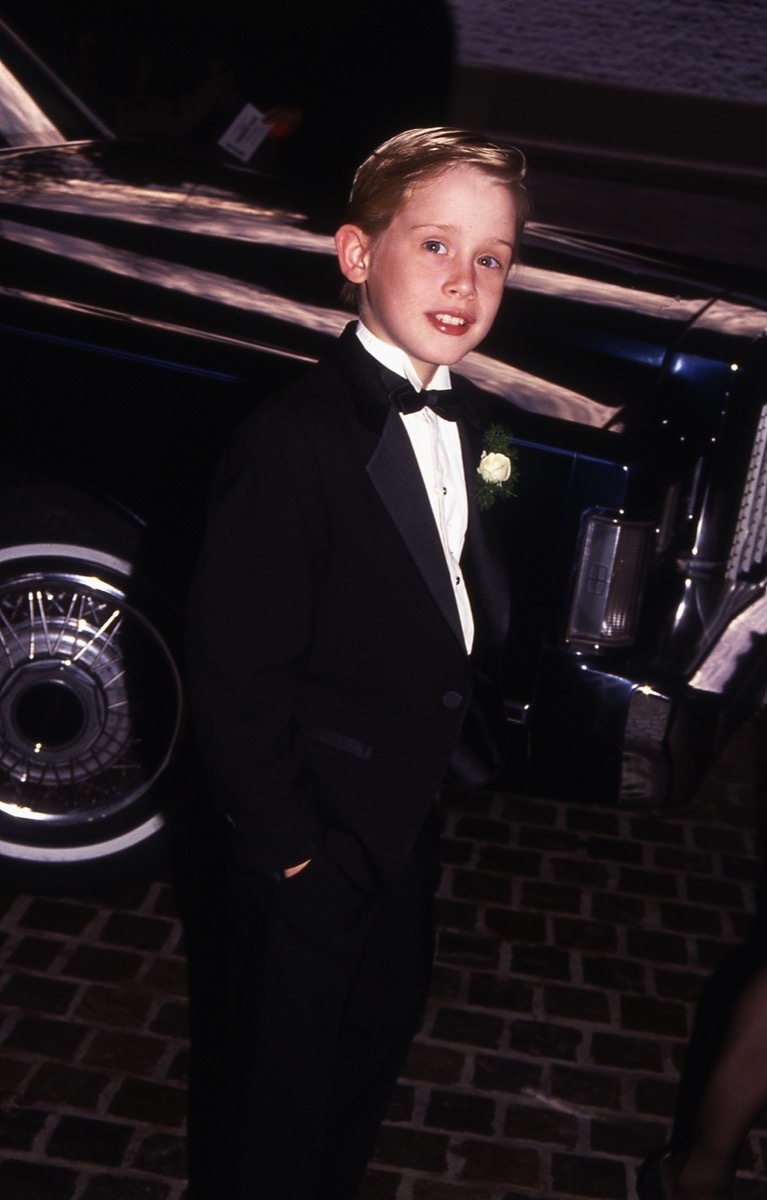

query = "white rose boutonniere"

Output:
[[476, 424, 517, 511], [478, 451, 512, 484]]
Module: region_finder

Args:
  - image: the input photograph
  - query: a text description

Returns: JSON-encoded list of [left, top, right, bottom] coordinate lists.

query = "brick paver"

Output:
[[0, 718, 766, 1198]]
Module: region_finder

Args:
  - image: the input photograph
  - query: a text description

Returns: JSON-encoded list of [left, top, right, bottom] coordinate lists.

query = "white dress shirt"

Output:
[[356, 322, 474, 653]]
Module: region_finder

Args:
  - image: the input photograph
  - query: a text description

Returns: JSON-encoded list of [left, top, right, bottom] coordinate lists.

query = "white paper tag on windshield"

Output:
[[218, 104, 270, 162]]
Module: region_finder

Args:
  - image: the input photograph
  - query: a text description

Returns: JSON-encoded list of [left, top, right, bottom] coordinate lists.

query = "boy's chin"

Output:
[[434, 339, 483, 367]]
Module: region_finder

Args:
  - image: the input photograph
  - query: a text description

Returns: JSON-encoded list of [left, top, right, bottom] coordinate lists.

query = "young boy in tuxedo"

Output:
[[185, 127, 529, 1199]]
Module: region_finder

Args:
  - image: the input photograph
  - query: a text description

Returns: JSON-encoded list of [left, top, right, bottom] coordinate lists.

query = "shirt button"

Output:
[[442, 691, 463, 709]]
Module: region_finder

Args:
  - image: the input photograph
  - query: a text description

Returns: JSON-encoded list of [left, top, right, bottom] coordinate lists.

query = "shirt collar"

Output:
[[356, 321, 452, 394]]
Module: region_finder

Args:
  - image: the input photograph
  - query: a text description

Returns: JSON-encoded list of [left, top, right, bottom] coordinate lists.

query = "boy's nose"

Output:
[[445, 261, 476, 298]]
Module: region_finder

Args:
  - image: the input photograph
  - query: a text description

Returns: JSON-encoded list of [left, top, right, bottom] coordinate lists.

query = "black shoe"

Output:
[[637, 1148, 671, 1200]]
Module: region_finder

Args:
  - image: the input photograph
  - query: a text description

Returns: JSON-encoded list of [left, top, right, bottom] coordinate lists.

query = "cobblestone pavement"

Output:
[[1, 716, 766, 1200]]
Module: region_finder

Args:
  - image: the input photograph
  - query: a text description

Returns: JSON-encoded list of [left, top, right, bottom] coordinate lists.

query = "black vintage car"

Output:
[[1, 19, 766, 885]]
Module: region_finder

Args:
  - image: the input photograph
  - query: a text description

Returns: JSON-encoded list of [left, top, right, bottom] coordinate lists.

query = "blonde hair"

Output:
[[340, 127, 530, 305]]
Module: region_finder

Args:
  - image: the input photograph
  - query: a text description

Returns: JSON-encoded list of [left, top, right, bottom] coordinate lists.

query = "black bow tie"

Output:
[[393, 382, 462, 422]]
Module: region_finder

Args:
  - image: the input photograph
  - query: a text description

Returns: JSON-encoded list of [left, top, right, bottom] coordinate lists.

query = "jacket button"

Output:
[[442, 691, 463, 709]]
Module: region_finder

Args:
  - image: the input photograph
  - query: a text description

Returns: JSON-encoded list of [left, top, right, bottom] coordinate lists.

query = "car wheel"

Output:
[[0, 542, 183, 888]]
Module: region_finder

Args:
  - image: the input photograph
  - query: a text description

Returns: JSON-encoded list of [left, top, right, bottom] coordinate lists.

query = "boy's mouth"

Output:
[[428, 311, 475, 334]]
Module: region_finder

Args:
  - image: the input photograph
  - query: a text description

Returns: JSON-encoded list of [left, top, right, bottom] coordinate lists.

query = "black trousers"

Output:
[[194, 814, 439, 1200]]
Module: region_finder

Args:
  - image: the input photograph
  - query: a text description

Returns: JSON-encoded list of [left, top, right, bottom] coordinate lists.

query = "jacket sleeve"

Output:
[[184, 403, 330, 874]]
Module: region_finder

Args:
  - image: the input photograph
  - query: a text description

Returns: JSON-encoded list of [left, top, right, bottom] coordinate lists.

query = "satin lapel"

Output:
[[330, 322, 393, 442], [330, 322, 465, 647], [458, 418, 511, 656], [366, 407, 465, 649]]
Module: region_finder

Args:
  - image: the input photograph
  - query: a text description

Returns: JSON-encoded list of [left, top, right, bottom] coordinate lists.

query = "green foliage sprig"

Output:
[[475, 423, 518, 511]]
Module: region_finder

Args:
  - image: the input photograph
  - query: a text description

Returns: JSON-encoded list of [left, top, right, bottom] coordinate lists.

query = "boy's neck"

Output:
[[356, 321, 451, 393]]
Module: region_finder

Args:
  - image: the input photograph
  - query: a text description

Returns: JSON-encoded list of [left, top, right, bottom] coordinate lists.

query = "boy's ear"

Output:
[[335, 224, 371, 283]]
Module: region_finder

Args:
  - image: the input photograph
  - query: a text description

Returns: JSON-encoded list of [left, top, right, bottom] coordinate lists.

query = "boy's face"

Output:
[[336, 164, 517, 385]]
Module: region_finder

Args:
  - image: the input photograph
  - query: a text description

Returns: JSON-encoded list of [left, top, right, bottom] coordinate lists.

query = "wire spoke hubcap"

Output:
[[0, 573, 181, 829]]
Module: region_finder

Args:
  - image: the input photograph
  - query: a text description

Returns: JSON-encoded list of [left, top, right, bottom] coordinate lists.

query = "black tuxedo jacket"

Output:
[[185, 323, 511, 890]]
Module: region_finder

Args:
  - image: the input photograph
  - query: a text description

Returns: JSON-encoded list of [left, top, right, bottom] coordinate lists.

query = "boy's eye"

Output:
[[423, 240, 447, 255], [478, 254, 504, 269]]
